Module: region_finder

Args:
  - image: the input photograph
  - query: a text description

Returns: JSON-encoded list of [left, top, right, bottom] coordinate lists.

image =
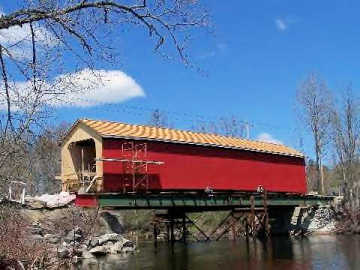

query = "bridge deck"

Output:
[[76, 192, 334, 211]]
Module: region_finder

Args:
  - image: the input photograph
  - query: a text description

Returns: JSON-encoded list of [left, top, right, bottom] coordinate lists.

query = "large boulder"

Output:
[[109, 242, 124, 254], [109, 240, 135, 254], [98, 233, 124, 245], [86, 233, 135, 255]]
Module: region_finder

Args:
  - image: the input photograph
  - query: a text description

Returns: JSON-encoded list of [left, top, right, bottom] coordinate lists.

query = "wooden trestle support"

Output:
[[151, 191, 271, 245]]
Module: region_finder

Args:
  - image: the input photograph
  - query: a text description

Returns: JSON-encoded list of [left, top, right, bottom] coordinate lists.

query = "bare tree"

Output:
[[192, 116, 248, 138], [0, 0, 209, 192], [331, 86, 360, 206], [0, 122, 69, 195], [305, 158, 318, 192], [148, 108, 169, 128], [30, 122, 69, 194], [296, 73, 333, 194], [218, 116, 248, 138]]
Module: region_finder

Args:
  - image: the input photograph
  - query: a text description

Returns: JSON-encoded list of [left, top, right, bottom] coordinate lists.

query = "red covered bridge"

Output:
[[61, 119, 306, 195], [61, 120, 335, 240]]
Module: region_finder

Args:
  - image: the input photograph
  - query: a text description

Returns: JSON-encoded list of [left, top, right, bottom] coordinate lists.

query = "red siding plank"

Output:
[[75, 194, 98, 207], [102, 138, 307, 194]]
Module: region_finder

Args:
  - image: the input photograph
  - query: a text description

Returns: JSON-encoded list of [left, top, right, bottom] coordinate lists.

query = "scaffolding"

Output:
[[97, 141, 164, 193], [8, 181, 26, 204]]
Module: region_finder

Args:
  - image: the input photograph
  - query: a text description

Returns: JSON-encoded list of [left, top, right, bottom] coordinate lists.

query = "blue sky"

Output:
[[3, 1, 360, 160]]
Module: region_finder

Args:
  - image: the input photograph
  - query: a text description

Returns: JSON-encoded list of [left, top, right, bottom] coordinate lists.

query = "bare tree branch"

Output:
[[0, 45, 12, 133], [0, 0, 209, 195]]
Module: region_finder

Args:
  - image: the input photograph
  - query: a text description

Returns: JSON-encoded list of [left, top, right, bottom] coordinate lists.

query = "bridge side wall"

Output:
[[102, 138, 307, 193]]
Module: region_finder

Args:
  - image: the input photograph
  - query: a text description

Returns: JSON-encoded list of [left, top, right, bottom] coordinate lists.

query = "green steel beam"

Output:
[[96, 193, 334, 210]]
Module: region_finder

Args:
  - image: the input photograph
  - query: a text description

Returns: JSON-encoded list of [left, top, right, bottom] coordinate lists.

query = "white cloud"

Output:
[[0, 69, 145, 111], [52, 69, 145, 107], [256, 133, 283, 145], [275, 19, 287, 31], [0, 10, 57, 59]]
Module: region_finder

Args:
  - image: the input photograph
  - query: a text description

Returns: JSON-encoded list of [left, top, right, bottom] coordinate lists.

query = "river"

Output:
[[79, 235, 360, 270]]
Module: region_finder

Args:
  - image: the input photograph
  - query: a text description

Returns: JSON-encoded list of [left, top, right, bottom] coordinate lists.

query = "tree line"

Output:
[[297, 73, 360, 206]]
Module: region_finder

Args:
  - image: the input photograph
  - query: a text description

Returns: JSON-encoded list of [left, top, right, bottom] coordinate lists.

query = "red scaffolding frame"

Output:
[[98, 141, 164, 193]]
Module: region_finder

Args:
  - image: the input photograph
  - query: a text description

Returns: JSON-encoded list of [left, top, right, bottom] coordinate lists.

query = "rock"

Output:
[[30, 234, 44, 241], [57, 247, 70, 258], [98, 233, 123, 245], [87, 235, 134, 255], [123, 241, 135, 248], [89, 245, 109, 255], [44, 234, 60, 244], [84, 239, 91, 247], [109, 242, 124, 254], [90, 237, 99, 247], [25, 197, 46, 209], [30, 221, 44, 235], [65, 227, 82, 242], [78, 244, 88, 252], [32, 221, 41, 226], [31, 227, 43, 235], [65, 233, 82, 243]]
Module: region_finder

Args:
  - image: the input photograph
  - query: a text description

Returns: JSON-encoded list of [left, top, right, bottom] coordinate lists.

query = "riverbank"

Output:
[[0, 194, 136, 269], [0, 193, 341, 268]]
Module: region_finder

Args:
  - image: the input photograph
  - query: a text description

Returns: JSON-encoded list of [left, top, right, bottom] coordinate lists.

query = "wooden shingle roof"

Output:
[[74, 119, 303, 158]]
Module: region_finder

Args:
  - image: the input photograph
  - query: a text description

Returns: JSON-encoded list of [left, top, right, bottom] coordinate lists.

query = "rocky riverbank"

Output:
[[290, 206, 337, 237], [29, 221, 135, 260], [0, 193, 136, 269]]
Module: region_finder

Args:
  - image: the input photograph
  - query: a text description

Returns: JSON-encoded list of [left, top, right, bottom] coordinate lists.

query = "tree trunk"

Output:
[[315, 146, 323, 194], [320, 162, 325, 194]]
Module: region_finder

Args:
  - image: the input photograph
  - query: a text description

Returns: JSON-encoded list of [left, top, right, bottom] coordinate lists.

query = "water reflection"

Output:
[[77, 235, 360, 270]]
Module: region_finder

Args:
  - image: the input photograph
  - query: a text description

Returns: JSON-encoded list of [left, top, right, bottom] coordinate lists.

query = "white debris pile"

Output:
[[34, 192, 76, 208], [305, 207, 336, 233]]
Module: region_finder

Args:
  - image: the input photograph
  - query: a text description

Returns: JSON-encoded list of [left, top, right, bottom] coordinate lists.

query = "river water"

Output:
[[80, 235, 360, 270]]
